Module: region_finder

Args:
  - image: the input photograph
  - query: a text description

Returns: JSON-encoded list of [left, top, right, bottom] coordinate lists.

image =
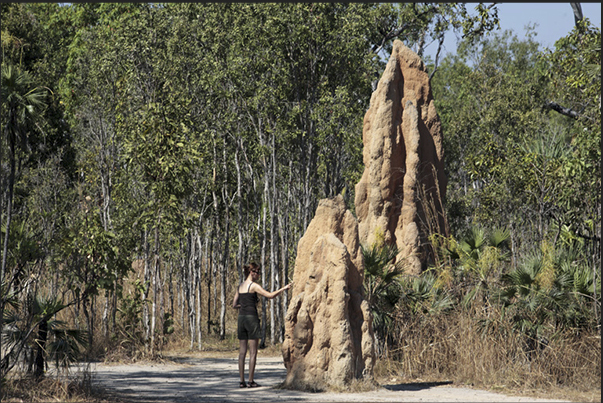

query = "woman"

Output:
[[232, 262, 292, 388]]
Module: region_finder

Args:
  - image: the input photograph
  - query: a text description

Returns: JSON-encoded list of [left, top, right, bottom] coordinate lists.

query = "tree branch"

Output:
[[570, 3, 583, 27], [429, 33, 445, 81], [371, 5, 439, 55], [546, 101, 580, 119]]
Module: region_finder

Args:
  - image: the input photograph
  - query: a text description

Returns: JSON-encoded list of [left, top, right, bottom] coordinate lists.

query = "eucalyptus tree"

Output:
[[60, 3, 131, 338], [431, 29, 554, 258], [210, 3, 381, 345], [539, 19, 601, 274], [157, 3, 218, 348], [60, 3, 203, 353], [117, 7, 202, 354]]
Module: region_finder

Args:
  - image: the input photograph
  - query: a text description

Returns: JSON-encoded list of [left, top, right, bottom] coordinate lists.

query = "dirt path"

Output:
[[89, 353, 570, 403]]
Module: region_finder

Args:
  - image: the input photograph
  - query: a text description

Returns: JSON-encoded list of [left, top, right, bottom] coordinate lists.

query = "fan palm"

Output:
[[494, 245, 600, 359], [446, 225, 510, 308], [1, 62, 48, 289], [402, 271, 454, 315], [1, 294, 87, 379], [361, 242, 405, 354], [1, 64, 48, 370]]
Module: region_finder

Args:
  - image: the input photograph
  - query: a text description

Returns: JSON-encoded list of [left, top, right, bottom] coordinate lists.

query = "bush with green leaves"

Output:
[[495, 241, 600, 343]]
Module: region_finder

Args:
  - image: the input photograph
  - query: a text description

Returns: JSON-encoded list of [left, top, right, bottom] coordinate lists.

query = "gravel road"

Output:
[[90, 354, 570, 403]]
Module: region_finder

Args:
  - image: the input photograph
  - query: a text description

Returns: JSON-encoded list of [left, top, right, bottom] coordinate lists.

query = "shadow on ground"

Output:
[[91, 356, 570, 403], [92, 356, 308, 403], [382, 381, 454, 392]]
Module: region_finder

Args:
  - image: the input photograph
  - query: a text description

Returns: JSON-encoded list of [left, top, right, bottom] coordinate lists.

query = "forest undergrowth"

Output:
[[2, 309, 599, 403]]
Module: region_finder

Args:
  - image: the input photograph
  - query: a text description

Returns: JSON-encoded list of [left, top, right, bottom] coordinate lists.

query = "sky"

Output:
[[423, 2, 602, 61]]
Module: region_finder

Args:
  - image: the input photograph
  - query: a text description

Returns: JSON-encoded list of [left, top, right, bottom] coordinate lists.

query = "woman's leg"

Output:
[[248, 338, 259, 383], [238, 339, 248, 383]]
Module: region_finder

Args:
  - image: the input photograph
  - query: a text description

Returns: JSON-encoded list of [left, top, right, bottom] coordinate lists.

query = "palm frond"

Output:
[[488, 227, 510, 248]]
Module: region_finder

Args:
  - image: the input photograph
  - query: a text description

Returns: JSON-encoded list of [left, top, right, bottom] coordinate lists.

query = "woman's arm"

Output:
[[232, 288, 240, 309], [250, 282, 293, 299]]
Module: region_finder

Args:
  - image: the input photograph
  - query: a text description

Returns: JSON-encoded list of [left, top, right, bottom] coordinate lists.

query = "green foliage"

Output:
[[368, 3, 500, 59], [444, 226, 510, 303], [1, 60, 49, 320], [57, 199, 130, 298], [400, 271, 454, 316], [162, 312, 174, 336], [0, 62, 49, 181], [117, 279, 147, 348], [362, 243, 405, 318], [495, 243, 600, 340], [361, 242, 405, 354], [1, 219, 43, 279], [430, 25, 600, 355], [1, 3, 76, 171], [432, 23, 600, 267], [539, 19, 601, 246], [542, 19, 601, 121]]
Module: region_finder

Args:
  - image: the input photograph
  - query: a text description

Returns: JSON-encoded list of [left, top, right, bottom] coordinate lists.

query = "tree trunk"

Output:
[[142, 229, 150, 343], [235, 141, 245, 283], [33, 319, 48, 379], [269, 132, 279, 345], [150, 223, 161, 356], [198, 231, 206, 350], [102, 295, 109, 338], [546, 101, 580, 119], [186, 231, 194, 349], [82, 294, 93, 359], [185, 235, 194, 349], [179, 249, 186, 342], [168, 261, 174, 322], [219, 134, 231, 340], [0, 141, 16, 338], [277, 177, 290, 342], [260, 157, 269, 349], [158, 260, 165, 352], [219, 204, 229, 341], [570, 2, 583, 25], [111, 273, 118, 336], [206, 218, 215, 336]]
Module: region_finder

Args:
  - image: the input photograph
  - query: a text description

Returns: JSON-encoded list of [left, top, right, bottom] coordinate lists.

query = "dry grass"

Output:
[[376, 309, 601, 403], [1, 369, 119, 403], [327, 377, 380, 393]]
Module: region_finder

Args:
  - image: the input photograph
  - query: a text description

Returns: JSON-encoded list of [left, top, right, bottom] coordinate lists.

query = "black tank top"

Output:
[[239, 282, 259, 317]]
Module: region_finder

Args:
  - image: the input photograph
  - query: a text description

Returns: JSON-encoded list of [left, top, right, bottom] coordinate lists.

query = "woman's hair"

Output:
[[243, 262, 260, 277]]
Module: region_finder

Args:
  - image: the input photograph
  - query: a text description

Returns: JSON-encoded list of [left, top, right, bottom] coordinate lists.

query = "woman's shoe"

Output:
[[247, 381, 260, 388], [239, 381, 247, 388]]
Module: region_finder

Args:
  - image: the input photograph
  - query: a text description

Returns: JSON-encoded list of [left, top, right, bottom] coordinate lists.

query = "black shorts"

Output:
[[238, 315, 261, 340]]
